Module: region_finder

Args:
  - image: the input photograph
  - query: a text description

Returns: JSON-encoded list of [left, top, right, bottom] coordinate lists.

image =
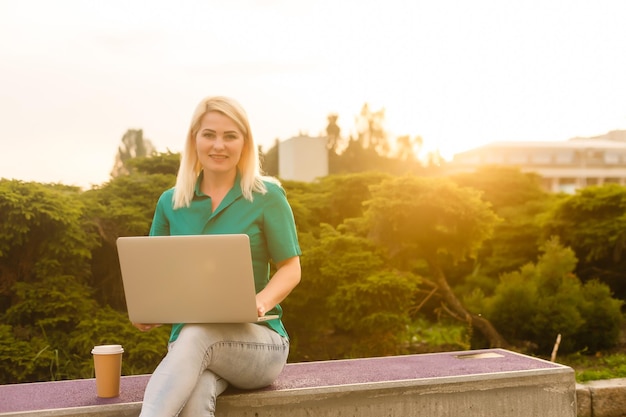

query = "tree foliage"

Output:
[[355, 103, 389, 155], [0, 180, 99, 382], [125, 151, 180, 176], [282, 224, 403, 359], [0, 181, 96, 311], [81, 167, 175, 309], [0, 175, 171, 383], [451, 165, 548, 209], [366, 176, 500, 263], [261, 139, 280, 177], [449, 166, 556, 291], [542, 184, 626, 299], [329, 271, 420, 356], [395, 134, 423, 162], [2, 153, 624, 383], [283, 172, 392, 233], [263, 103, 437, 178], [482, 238, 623, 354], [110, 129, 156, 178], [364, 175, 508, 347], [325, 113, 342, 152]]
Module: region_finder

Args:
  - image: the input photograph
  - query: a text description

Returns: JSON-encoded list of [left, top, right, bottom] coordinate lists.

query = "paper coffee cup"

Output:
[[91, 344, 124, 398]]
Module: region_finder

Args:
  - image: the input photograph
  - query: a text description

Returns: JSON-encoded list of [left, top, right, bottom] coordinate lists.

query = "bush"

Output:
[[69, 306, 170, 377], [1, 303, 170, 383], [576, 280, 623, 351], [407, 318, 471, 352], [484, 238, 623, 354], [328, 271, 420, 357], [0, 324, 58, 383], [561, 352, 626, 382]]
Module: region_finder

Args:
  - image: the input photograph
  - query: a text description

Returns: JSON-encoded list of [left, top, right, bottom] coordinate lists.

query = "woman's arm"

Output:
[[255, 256, 301, 316]]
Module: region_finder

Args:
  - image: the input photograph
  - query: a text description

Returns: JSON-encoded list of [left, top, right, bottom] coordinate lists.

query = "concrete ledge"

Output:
[[576, 383, 593, 417], [0, 376, 146, 417], [0, 349, 577, 417], [579, 378, 626, 417]]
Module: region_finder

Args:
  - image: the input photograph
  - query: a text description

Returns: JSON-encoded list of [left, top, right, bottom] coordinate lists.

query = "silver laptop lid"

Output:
[[117, 234, 273, 324]]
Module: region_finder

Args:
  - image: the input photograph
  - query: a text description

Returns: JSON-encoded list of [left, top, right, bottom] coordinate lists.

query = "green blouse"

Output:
[[149, 173, 301, 342]]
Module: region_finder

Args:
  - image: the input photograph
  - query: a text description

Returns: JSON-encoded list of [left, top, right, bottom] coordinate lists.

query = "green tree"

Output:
[[324, 103, 434, 176], [542, 183, 626, 299], [395, 134, 423, 162], [2, 275, 98, 381], [484, 238, 623, 354], [450, 166, 556, 291], [326, 113, 342, 152], [283, 174, 438, 360], [0, 324, 52, 383], [0, 180, 97, 311], [261, 139, 280, 177], [82, 170, 175, 309], [110, 129, 157, 178], [450, 166, 548, 209], [355, 103, 389, 155], [289, 172, 392, 232], [283, 223, 415, 360], [329, 137, 382, 174], [0, 167, 177, 382], [0, 180, 100, 382], [68, 306, 169, 377], [281, 173, 395, 239], [279, 179, 319, 236], [125, 151, 180, 176], [364, 175, 507, 347], [329, 270, 420, 356]]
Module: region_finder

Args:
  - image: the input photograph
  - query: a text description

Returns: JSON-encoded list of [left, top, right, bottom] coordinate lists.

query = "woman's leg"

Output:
[[177, 370, 228, 417], [139, 323, 288, 417]]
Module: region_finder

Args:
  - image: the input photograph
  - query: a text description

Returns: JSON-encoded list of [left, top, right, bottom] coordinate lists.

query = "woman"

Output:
[[135, 96, 301, 417]]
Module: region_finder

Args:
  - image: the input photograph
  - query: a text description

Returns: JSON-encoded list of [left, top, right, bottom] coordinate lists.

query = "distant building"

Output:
[[448, 133, 626, 193], [572, 129, 626, 143], [278, 135, 328, 182]]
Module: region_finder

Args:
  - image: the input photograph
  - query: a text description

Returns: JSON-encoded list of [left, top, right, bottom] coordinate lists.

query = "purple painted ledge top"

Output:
[[0, 348, 567, 414]]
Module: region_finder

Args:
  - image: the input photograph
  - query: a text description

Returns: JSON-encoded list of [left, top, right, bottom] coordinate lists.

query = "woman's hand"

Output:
[[132, 323, 162, 332], [256, 303, 268, 317]]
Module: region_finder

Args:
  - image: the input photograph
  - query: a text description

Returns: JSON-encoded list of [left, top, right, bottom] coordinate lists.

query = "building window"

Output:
[[530, 153, 551, 164], [484, 154, 503, 164], [457, 155, 481, 164], [558, 178, 578, 194], [507, 153, 527, 164], [590, 151, 604, 162], [554, 152, 573, 164], [604, 152, 620, 164]]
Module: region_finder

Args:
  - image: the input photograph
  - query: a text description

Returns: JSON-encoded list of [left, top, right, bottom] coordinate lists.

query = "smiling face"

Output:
[[195, 111, 245, 178]]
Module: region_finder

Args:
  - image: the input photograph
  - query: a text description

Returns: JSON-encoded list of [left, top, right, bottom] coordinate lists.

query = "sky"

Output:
[[1, 0, 626, 189]]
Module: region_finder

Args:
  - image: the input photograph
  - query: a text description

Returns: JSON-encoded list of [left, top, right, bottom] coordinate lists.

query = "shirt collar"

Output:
[[193, 171, 206, 198], [193, 171, 243, 201]]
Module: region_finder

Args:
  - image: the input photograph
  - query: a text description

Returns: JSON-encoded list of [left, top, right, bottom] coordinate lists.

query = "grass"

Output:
[[404, 318, 626, 383], [535, 316, 626, 383], [557, 352, 626, 383]]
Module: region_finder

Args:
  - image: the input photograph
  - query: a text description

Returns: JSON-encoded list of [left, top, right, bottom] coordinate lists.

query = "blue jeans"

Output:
[[139, 323, 289, 417]]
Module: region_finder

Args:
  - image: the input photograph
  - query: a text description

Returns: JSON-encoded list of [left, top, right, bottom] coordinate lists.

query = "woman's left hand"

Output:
[[256, 303, 267, 317]]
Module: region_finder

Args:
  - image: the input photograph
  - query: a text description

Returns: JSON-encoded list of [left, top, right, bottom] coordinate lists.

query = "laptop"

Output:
[[116, 234, 278, 324]]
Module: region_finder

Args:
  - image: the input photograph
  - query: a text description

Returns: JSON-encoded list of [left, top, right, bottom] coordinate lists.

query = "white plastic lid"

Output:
[[91, 344, 124, 354]]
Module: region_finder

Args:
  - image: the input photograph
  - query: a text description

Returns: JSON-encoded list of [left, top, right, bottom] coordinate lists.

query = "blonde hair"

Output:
[[172, 96, 276, 209]]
